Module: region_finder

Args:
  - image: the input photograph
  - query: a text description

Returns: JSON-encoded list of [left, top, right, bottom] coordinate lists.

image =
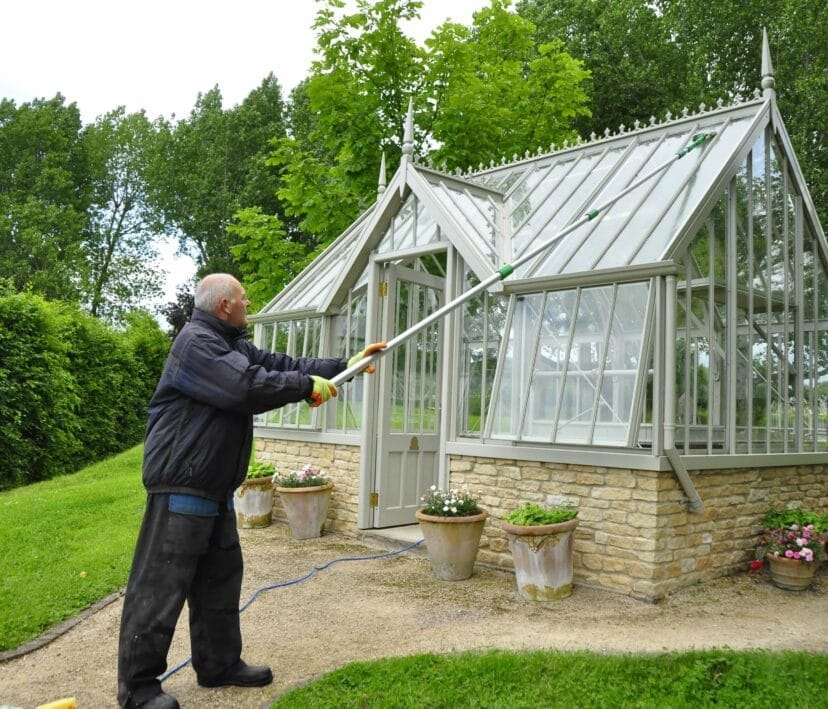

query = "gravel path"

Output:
[[1, 526, 826, 708]]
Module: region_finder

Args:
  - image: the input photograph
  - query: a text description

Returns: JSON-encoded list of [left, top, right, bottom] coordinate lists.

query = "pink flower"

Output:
[[785, 550, 795, 558]]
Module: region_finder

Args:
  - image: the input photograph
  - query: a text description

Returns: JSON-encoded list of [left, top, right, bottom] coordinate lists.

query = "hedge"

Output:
[[0, 293, 169, 490]]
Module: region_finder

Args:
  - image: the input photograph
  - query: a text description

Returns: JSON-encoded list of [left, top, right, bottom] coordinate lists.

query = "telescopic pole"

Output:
[[329, 133, 714, 387]]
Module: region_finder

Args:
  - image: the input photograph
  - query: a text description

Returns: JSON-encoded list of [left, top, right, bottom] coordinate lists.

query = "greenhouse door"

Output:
[[372, 264, 444, 527]]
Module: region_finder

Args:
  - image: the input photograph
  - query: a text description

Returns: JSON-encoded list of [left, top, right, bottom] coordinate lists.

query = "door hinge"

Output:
[[370, 491, 379, 507], [378, 281, 388, 297]]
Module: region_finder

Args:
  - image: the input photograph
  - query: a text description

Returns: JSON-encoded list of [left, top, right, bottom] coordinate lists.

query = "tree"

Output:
[[82, 108, 164, 321], [0, 95, 92, 301], [149, 76, 289, 276], [516, 0, 689, 138], [264, 0, 590, 261], [424, 0, 590, 171]]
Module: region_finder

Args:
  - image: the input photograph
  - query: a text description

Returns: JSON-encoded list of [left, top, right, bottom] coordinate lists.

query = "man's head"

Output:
[[194, 274, 250, 328]]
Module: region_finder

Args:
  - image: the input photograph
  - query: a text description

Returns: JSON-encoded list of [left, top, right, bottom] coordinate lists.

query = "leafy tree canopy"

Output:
[[243, 0, 590, 302]]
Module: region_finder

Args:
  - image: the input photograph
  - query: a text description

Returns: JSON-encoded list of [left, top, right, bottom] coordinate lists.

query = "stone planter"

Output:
[[415, 508, 488, 581], [234, 478, 274, 529], [502, 517, 579, 601], [767, 554, 819, 591], [276, 483, 333, 539]]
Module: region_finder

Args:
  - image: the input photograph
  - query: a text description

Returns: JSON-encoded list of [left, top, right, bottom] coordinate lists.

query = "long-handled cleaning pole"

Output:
[[330, 132, 714, 387]]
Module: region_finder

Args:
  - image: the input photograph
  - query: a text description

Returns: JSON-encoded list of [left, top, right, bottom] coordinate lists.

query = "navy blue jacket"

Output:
[[141, 308, 346, 500]]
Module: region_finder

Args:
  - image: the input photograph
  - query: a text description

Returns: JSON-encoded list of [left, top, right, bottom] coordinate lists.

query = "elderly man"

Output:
[[117, 273, 384, 709]]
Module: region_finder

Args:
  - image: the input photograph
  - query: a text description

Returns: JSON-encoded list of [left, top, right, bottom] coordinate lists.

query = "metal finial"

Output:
[[401, 98, 414, 163], [761, 27, 776, 98], [377, 152, 387, 196]]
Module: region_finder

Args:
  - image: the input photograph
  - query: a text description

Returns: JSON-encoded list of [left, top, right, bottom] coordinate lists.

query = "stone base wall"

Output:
[[253, 436, 826, 600], [253, 439, 361, 535], [450, 456, 828, 600]]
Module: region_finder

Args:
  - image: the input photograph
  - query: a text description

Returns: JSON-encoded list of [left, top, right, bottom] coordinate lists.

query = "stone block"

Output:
[[591, 487, 633, 501]]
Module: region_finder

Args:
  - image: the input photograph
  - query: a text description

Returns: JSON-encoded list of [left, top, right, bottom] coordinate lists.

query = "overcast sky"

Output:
[[1, 0, 487, 306], [1, 0, 486, 123]]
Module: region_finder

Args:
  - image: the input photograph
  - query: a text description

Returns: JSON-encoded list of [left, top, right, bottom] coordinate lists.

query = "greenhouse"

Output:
[[251, 34, 827, 598]]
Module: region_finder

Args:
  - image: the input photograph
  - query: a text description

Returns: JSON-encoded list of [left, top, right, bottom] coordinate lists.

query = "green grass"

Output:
[[272, 649, 828, 708], [0, 445, 146, 651]]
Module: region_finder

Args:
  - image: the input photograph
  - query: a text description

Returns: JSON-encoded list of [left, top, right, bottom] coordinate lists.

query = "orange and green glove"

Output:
[[347, 341, 387, 374], [307, 375, 337, 407]]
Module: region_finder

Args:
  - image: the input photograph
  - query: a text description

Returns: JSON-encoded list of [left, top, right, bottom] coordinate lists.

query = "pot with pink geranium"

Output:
[[755, 507, 827, 591], [275, 464, 333, 540]]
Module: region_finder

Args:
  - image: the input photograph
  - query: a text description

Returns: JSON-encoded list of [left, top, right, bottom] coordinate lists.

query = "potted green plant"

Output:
[[415, 485, 488, 581], [755, 507, 827, 590], [275, 464, 333, 539], [234, 460, 276, 529], [501, 502, 579, 601]]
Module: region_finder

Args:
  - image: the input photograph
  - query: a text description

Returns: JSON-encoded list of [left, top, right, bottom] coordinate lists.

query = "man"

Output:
[[117, 273, 384, 708]]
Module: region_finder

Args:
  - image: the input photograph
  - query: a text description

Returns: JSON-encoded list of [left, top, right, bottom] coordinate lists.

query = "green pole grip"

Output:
[[676, 133, 713, 158], [498, 264, 514, 279]]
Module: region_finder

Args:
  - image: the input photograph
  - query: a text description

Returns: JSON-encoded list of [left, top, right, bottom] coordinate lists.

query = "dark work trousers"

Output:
[[117, 493, 242, 707]]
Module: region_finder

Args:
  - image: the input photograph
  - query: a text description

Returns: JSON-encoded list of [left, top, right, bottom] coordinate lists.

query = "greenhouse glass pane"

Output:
[[594, 282, 648, 444], [511, 153, 599, 275], [434, 182, 498, 263], [801, 226, 818, 450], [588, 131, 691, 269], [460, 288, 486, 435], [561, 136, 667, 273], [623, 117, 753, 267], [394, 197, 417, 251], [488, 298, 520, 439], [329, 293, 369, 432], [474, 167, 526, 193], [415, 197, 440, 247], [521, 290, 578, 441], [555, 286, 613, 444], [510, 159, 576, 240]]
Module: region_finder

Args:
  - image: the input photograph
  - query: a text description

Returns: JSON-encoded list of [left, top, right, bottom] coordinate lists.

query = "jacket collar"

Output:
[[191, 308, 248, 341]]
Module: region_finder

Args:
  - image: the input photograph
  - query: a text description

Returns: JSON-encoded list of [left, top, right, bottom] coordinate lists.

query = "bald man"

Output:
[[117, 274, 383, 708]]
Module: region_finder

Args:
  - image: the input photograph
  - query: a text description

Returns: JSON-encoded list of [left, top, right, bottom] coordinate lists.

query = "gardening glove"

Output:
[[307, 375, 337, 408], [347, 341, 387, 374]]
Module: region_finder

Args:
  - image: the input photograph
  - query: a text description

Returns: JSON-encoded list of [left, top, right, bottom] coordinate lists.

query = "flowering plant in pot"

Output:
[[275, 464, 333, 539], [416, 485, 488, 581], [274, 464, 329, 488], [755, 507, 827, 590], [234, 460, 277, 528], [420, 485, 482, 517], [502, 502, 579, 601]]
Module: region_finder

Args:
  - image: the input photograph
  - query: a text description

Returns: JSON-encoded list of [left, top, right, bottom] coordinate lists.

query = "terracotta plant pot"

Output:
[[234, 478, 274, 529], [276, 483, 333, 539], [415, 508, 488, 581], [502, 517, 579, 601], [766, 554, 819, 591]]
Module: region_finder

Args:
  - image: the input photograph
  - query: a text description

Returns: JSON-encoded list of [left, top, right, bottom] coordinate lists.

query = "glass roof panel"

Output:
[[557, 131, 694, 274], [269, 225, 362, 312], [431, 180, 499, 265], [512, 145, 628, 277]]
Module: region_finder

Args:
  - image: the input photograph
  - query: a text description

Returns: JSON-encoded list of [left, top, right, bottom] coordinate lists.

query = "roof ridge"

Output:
[[459, 89, 765, 179]]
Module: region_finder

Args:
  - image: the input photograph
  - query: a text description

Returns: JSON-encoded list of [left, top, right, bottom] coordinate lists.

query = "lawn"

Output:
[[0, 445, 146, 652], [271, 649, 828, 708]]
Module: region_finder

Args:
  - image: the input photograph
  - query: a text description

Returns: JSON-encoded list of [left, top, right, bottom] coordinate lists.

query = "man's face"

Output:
[[225, 283, 250, 328]]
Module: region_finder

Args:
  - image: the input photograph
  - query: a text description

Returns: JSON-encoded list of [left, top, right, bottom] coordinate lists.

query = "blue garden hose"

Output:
[[159, 538, 424, 681]]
